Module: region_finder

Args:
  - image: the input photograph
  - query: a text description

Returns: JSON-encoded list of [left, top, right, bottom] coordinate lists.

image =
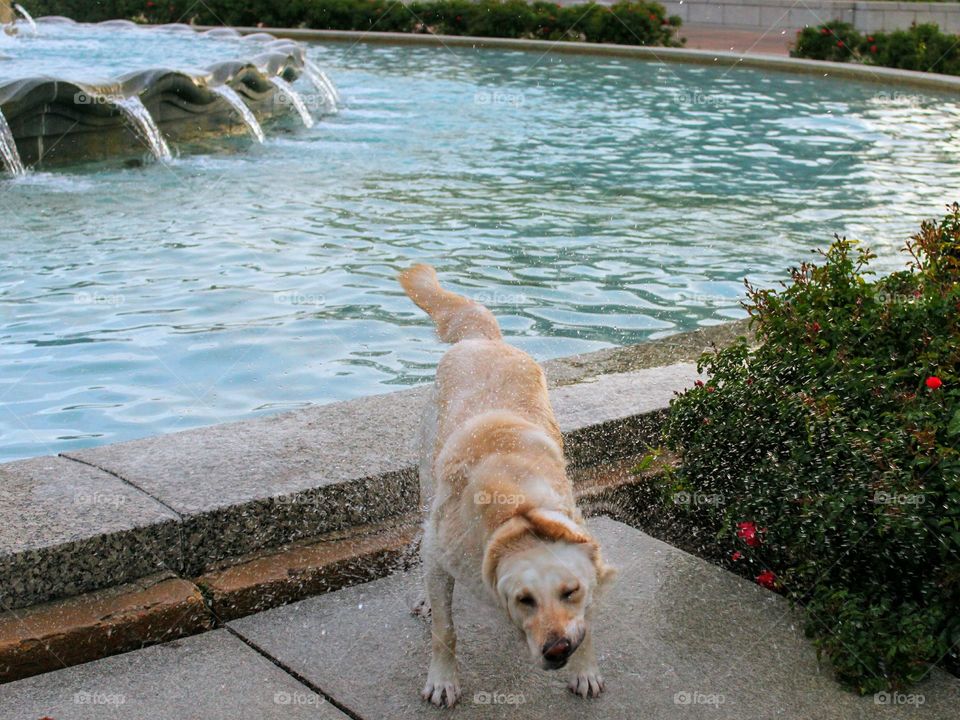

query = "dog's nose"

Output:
[[542, 638, 572, 662]]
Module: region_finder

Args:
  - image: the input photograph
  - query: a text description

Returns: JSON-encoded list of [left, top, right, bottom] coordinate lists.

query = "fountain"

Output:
[[0, 9, 338, 173], [211, 84, 265, 143]]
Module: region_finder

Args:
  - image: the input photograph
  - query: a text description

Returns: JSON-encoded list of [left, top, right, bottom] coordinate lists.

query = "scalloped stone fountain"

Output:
[[0, 5, 338, 173]]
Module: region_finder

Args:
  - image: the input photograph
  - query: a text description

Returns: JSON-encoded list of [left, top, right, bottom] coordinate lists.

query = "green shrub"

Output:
[[791, 20, 861, 62], [660, 207, 960, 692], [25, 0, 683, 47], [793, 20, 960, 76]]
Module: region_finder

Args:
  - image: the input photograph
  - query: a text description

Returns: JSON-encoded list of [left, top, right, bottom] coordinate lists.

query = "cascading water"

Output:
[[0, 107, 25, 176], [304, 59, 340, 108], [13, 4, 37, 35], [269, 76, 315, 129], [211, 85, 265, 143], [111, 95, 173, 162]]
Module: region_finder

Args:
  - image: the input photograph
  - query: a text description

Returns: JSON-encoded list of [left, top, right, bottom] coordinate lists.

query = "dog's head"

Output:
[[483, 509, 617, 670]]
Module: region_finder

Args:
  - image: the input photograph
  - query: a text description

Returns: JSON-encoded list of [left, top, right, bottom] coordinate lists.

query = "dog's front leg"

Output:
[[421, 563, 461, 708], [567, 621, 605, 698]]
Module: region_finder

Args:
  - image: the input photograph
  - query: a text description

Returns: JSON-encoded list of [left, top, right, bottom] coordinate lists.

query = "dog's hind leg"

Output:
[[421, 561, 461, 708]]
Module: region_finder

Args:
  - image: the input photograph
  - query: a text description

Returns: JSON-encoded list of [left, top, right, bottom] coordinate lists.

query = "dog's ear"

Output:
[[522, 508, 592, 545], [482, 516, 532, 591]]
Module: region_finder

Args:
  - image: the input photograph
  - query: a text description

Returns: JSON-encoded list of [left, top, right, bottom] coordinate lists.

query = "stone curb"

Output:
[[0, 574, 212, 684], [0, 456, 655, 684], [222, 26, 960, 93]]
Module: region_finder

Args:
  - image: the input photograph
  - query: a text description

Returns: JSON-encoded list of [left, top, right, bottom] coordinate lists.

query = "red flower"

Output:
[[926, 376, 943, 390], [650, 14, 658, 21], [867, 35, 874, 42], [705, 386, 716, 393], [870, 45, 878, 54], [694, 380, 704, 388], [146, 0, 155, 6], [820, 27, 830, 35], [731, 551, 743, 561], [756, 570, 777, 589], [836, 40, 844, 48], [737, 521, 762, 547]]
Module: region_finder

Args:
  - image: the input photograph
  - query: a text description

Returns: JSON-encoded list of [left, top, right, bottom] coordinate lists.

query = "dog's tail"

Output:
[[398, 264, 502, 343]]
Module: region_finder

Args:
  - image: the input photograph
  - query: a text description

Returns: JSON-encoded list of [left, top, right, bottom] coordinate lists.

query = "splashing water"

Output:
[[13, 3, 37, 35], [304, 58, 340, 108], [112, 95, 173, 162], [269, 76, 315, 129], [211, 85, 265, 144], [0, 108, 25, 176]]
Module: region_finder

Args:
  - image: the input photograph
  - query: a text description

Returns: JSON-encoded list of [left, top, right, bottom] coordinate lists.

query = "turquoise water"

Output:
[[3, 35, 960, 462]]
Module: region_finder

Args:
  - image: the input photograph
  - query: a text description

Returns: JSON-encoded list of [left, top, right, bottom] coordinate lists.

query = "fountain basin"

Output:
[[0, 18, 335, 169]]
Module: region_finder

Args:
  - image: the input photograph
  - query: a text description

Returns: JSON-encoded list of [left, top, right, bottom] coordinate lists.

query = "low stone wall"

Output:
[[660, 0, 960, 33]]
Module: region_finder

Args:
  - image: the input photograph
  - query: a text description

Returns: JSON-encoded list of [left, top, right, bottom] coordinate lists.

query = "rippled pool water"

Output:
[[3, 38, 960, 461]]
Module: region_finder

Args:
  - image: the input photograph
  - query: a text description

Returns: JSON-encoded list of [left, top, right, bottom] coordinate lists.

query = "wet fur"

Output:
[[400, 264, 616, 708]]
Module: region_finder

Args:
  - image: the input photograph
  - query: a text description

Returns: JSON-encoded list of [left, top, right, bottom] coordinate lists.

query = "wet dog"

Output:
[[399, 264, 616, 708]]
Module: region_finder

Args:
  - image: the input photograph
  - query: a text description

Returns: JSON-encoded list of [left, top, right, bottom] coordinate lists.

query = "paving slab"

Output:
[[229, 517, 960, 719], [0, 629, 349, 720], [0, 457, 181, 610]]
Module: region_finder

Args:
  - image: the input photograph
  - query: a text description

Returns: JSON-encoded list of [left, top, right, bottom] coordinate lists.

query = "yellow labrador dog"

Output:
[[399, 264, 617, 708]]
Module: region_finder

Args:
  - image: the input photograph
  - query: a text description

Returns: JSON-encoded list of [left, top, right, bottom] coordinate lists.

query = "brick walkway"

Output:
[[679, 23, 794, 56]]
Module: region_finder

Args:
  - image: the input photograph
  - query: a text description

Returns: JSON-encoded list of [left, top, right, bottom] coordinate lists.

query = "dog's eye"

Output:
[[561, 586, 580, 600], [517, 594, 536, 607]]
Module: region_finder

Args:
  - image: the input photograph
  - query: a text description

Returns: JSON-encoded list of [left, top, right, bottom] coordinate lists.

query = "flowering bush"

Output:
[[793, 21, 960, 76], [661, 207, 960, 692], [28, 0, 683, 47]]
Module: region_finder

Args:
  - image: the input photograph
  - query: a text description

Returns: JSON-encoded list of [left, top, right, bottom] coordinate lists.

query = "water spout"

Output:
[[0, 106, 25, 176], [211, 85, 265, 143], [111, 95, 173, 162], [269, 76, 315, 129], [304, 59, 340, 108], [13, 3, 36, 35]]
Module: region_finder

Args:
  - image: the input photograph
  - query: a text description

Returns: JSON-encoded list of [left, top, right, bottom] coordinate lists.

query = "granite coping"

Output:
[[0, 457, 181, 612], [229, 517, 960, 720], [1, 322, 743, 609], [0, 629, 350, 720]]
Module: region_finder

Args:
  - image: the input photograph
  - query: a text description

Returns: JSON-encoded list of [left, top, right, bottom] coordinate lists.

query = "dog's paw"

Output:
[[412, 599, 432, 620], [568, 669, 605, 698], [422, 672, 461, 708]]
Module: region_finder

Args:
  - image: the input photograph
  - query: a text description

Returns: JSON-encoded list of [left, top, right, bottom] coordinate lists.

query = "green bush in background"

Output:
[[24, 0, 683, 46], [661, 207, 960, 692], [793, 20, 960, 76]]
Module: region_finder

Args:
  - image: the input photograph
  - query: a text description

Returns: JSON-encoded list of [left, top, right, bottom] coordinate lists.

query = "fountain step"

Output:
[[0, 457, 653, 682], [0, 322, 742, 612]]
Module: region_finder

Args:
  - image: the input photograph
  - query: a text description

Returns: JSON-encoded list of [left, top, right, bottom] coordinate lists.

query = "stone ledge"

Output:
[[0, 573, 212, 684]]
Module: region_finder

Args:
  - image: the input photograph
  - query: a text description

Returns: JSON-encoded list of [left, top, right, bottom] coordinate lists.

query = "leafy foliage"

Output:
[[26, 0, 684, 47], [793, 21, 960, 76], [662, 207, 960, 692]]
